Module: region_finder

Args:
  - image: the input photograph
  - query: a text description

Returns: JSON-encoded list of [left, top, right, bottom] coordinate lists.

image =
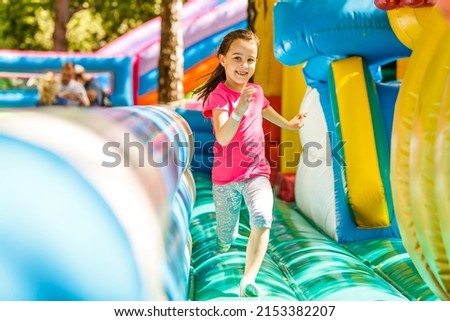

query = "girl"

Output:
[[194, 29, 306, 297], [36, 72, 68, 107]]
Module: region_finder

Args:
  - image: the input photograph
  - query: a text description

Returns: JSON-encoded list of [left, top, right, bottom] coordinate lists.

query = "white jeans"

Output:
[[212, 176, 273, 244]]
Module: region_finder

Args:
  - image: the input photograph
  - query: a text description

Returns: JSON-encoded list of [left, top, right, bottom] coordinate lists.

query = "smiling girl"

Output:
[[194, 29, 306, 297]]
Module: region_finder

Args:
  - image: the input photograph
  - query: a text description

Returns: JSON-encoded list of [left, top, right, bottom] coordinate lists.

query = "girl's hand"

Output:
[[288, 112, 307, 130], [234, 86, 257, 116]]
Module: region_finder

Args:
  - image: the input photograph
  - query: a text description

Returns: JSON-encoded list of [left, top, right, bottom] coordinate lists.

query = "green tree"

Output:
[[95, 0, 161, 48], [0, 0, 161, 51], [0, 0, 53, 50]]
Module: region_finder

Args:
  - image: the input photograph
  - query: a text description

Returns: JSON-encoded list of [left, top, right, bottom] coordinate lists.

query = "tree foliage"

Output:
[[0, 0, 161, 51]]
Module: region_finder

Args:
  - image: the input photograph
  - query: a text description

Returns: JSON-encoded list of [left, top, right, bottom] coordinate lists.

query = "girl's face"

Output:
[[219, 38, 258, 92]]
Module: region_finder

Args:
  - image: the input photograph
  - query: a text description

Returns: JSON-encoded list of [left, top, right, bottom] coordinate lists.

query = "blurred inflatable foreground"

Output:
[[0, 107, 194, 300], [0, 107, 438, 301]]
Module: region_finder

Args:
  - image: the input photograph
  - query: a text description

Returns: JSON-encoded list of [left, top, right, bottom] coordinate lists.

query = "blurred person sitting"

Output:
[[75, 64, 111, 107], [59, 62, 90, 107], [36, 72, 68, 107]]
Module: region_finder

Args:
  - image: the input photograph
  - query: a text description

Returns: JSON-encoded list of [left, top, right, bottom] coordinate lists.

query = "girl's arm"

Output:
[[211, 109, 241, 146], [211, 86, 257, 146], [262, 106, 307, 130]]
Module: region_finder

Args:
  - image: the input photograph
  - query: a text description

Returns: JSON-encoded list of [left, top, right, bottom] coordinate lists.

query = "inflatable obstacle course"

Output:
[[0, 0, 447, 301]]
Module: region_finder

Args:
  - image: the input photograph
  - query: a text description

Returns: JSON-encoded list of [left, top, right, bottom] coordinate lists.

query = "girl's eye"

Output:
[[248, 59, 255, 63], [234, 57, 241, 61]]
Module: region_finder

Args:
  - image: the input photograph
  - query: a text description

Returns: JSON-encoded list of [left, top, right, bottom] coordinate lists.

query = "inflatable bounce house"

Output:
[[0, 0, 449, 301]]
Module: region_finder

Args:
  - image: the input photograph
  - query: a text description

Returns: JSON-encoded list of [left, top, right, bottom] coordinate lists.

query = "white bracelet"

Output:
[[230, 111, 242, 122]]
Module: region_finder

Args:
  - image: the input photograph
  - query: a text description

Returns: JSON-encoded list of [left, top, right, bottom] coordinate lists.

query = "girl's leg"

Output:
[[244, 227, 270, 279], [241, 176, 273, 296], [213, 183, 242, 252]]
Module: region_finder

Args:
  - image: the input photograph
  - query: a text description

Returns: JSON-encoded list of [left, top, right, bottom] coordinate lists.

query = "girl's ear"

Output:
[[219, 54, 225, 67]]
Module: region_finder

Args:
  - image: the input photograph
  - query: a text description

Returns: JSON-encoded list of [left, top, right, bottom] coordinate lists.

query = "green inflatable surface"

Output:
[[189, 173, 436, 301]]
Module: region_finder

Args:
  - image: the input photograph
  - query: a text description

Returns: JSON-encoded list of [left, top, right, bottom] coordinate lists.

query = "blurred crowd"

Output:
[[36, 62, 111, 107]]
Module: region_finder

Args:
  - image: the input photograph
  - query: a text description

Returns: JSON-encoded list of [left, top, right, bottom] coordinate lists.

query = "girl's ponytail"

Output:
[[193, 64, 226, 104]]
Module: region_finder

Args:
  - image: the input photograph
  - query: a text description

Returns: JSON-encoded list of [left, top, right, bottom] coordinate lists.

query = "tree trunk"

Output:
[[247, 0, 257, 31], [53, 0, 71, 51], [158, 0, 184, 104]]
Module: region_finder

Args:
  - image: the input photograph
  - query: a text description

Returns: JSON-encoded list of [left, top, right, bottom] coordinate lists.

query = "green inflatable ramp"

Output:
[[189, 172, 435, 301]]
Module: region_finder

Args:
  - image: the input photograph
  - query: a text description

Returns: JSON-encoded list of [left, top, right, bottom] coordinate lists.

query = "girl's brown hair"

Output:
[[193, 29, 259, 104]]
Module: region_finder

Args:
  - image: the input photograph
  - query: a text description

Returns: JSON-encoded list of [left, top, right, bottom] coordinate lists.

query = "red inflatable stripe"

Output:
[[374, 0, 436, 10]]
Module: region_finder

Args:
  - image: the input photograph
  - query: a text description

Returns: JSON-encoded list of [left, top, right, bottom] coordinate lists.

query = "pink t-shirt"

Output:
[[203, 82, 271, 185]]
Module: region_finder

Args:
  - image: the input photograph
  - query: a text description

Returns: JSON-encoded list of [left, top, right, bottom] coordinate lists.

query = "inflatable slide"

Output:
[[188, 0, 447, 301], [102, 0, 247, 104]]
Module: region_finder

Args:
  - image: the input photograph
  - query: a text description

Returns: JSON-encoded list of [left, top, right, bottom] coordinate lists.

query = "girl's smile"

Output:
[[219, 39, 258, 92]]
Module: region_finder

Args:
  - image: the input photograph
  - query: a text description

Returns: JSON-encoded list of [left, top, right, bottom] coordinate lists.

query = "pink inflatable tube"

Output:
[[137, 0, 246, 77], [97, 0, 221, 56]]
